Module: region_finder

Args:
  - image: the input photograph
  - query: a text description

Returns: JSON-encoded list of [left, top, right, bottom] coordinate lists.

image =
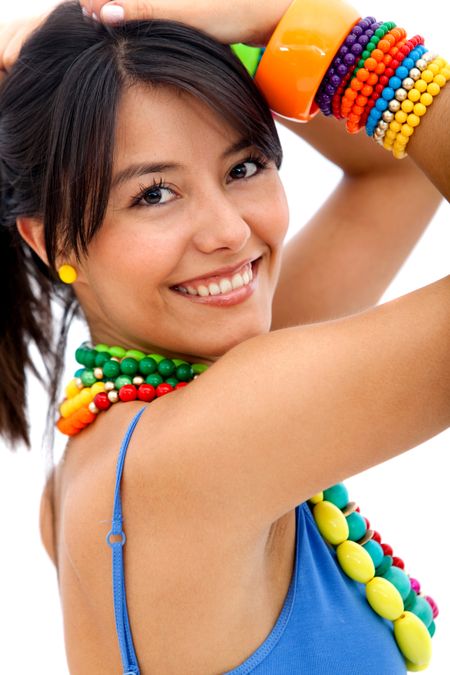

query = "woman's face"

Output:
[[76, 85, 289, 363]]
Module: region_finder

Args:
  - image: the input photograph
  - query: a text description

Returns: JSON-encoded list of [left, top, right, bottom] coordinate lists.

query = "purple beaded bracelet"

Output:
[[316, 17, 380, 116]]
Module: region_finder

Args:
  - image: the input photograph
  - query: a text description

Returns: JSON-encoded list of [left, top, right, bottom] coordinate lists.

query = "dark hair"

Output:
[[0, 1, 283, 449]]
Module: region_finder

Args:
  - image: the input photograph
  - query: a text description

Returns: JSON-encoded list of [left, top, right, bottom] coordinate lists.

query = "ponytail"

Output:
[[0, 201, 52, 447], [0, 178, 77, 449]]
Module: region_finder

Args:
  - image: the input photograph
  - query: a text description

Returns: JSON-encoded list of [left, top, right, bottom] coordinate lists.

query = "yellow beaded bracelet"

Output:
[[383, 53, 450, 158]]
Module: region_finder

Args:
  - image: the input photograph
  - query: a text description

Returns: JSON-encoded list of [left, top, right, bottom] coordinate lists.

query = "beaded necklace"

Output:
[[57, 342, 439, 670], [56, 342, 209, 436]]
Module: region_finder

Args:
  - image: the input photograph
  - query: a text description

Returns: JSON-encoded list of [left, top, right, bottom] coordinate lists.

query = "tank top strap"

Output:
[[106, 405, 148, 675]]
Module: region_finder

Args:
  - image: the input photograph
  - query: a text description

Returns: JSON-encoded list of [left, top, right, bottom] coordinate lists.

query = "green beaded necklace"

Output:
[[56, 342, 208, 436]]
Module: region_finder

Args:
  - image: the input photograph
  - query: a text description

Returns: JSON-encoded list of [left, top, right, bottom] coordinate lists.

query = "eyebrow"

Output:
[[111, 138, 256, 190]]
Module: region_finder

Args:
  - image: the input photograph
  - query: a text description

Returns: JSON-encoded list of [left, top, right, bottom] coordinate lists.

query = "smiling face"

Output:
[[74, 85, 289, 363]]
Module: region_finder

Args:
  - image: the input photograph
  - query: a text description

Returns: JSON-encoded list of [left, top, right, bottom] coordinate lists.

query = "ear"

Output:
[[16, 216, 49, 266]]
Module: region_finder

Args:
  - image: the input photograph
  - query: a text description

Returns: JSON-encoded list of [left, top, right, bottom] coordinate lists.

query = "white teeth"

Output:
[[219, 278, 233, 294], [208, 283, 221, 296], [231, 273, 244, 290], [176, 261, 256, 297]]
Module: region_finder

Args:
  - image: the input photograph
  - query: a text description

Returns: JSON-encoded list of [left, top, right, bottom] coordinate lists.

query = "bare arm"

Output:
[[271, 114, 443, 328], [140, 275, 450, 534]]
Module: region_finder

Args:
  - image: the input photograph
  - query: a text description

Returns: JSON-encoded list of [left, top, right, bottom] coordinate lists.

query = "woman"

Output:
[[0, 0, 449, 672]]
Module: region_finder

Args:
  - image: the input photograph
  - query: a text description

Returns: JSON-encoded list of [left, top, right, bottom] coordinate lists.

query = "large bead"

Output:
[[156, 382, 174, 397], [393, 611, 432, 668], [404, 661, 428, 672], [95, 352, 110, 368], [158, 359, 176, 377], [375, 554, 393, 577], [139, 357, 158, 376], [363, 539, 384, 568], [365, 577, 404, 621], [323, 483, 349, 509], [125, 349, 146, 361], [193, 363, 209, 375], [81, 369, 97, 387], [94, 392, 111, 411], [65, 379, 82, 399], [176, 363, 193, 382], [346, 511, 367, 541], [110, 346, 126, 359], [336, 540, 375, 583], [103, 360, 121, 379], [382, 566, 411, 601], [411, 596, 434, 628], [120, 357, 139, 376], [313, 500, 349, 545], [119, 384, 138, 402], [115, 375, 133, 389], [146, 373, 163, 387], [137, 384, 156, 402]]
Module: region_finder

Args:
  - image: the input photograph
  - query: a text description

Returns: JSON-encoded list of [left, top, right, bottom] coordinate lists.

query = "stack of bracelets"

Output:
[[232, 0, 449, 159]]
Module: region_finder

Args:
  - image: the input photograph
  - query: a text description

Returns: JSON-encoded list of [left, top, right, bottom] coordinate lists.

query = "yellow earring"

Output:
[[58, 264, 78, 284]]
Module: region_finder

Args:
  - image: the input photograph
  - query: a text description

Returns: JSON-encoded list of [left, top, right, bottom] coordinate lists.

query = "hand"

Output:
[[0, 11, 55, 80], [81, 0, 293, 45]]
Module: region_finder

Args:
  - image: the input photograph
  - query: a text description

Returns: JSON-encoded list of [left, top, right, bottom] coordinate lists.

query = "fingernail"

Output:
[[82, 7, 89, 17], [92, 12, 99, 21], [101, 4, 125, 24]]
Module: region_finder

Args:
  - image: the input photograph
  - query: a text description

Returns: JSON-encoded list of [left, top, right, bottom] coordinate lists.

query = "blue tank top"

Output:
[[107, 407, 406, 674]]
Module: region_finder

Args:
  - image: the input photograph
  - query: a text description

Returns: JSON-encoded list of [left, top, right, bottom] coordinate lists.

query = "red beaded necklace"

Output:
[[56, 342, 208, 436]]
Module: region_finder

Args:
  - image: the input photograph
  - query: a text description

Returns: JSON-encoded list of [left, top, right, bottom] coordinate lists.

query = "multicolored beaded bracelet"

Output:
[[308, 483, 439, 670], [56, 343, 209, 436], [384, 53, 450, 158], [316, 16, 378, 116], [362, 36, 425, 131], [366, 45, 428, 138]]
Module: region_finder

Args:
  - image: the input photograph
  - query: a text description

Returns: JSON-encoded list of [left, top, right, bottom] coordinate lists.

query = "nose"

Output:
[[190, 189, 252, 254]]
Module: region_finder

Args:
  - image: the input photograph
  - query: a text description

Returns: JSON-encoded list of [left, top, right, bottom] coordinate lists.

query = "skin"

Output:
[[2, 2, 450, 673], [20, 85, 289, 364]]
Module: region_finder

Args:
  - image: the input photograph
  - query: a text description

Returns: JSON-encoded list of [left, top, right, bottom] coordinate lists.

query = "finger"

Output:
[[93, 1, 204, 27], [2, 18, 44, 72], [0, 19, 24, 71]]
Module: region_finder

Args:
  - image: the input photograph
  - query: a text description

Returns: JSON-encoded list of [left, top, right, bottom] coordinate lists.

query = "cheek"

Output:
[[254, 184, 290, 250], [87, 219, 186, 293]]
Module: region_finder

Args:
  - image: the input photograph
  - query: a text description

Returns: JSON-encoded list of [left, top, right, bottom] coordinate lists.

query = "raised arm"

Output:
[[271, 113, 443, 328], [141, 274, 450, 534]]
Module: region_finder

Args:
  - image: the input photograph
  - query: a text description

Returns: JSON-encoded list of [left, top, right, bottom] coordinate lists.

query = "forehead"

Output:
[[114, 85, 239, 163]]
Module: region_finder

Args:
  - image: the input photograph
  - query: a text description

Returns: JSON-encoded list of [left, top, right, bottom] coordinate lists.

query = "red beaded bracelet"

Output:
[[343, 27, 407, 132]]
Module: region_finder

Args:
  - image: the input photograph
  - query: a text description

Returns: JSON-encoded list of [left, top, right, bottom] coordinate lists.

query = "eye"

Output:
[[229, 155, 269, 181], [132, 178, 177, 208]]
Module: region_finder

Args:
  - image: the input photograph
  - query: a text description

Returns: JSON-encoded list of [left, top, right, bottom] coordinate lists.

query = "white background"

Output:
[[0, 1, 449, 673]]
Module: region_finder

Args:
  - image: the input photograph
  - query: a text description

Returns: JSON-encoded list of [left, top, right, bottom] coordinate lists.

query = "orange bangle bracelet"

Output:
[[254, 0, 360, 121]]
